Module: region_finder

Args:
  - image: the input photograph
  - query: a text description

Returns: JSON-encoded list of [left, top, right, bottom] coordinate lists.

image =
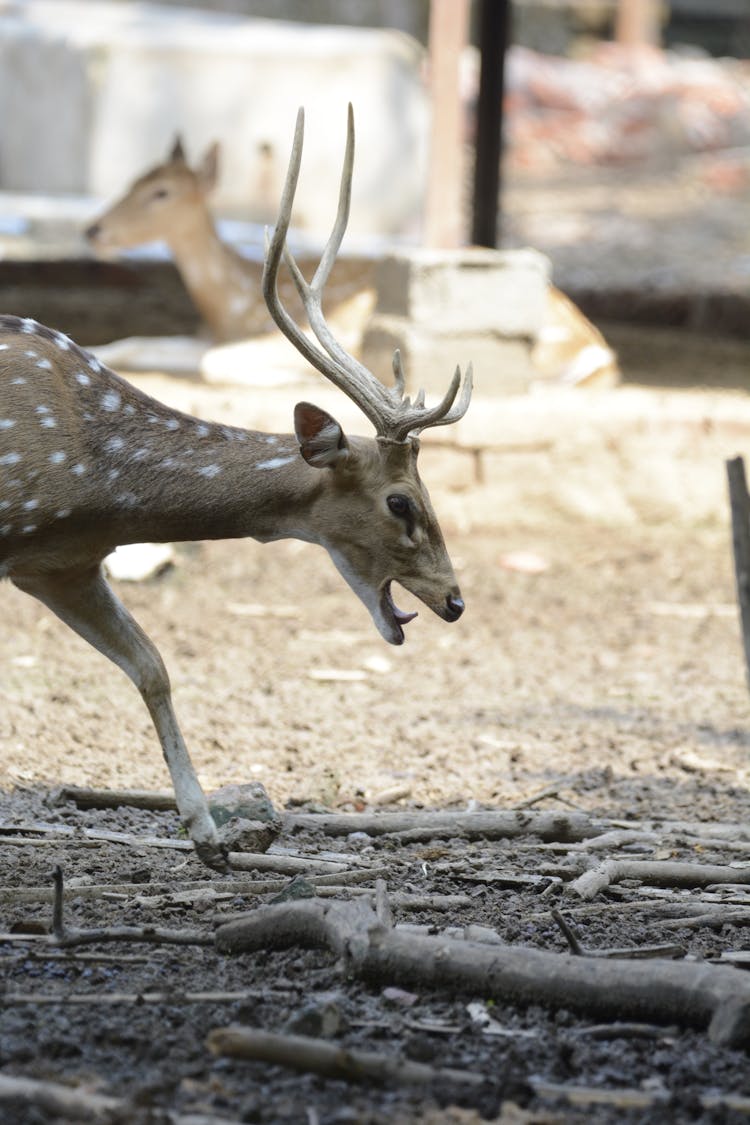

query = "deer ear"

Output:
[[294, 402, 349, 468], [197, 142, 220, 191], [169, 134, 186, 162]]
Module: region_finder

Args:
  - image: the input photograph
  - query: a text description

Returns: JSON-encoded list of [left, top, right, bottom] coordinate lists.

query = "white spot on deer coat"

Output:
[[0, 452, 21, 466], [72, 463, 86, 476], [256, 455, 296, 470], [21, 319, 36, 334], [76, 370, 91, 386], [164, 418, 180, 431], [23, 499, 39, 511], [105, 436, 125, 453], [0, 419, 16, 430], [40, 417, 57, 428], [50, 451, 66, 464], [56, 508, 72, 519], [36, 358, 52, 371], [198, 464, 221, 478], [101, 391, 121, 411]]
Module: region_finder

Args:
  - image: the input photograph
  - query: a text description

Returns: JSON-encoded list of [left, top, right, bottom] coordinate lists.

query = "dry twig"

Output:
[[207, 1025, 485, 1088]]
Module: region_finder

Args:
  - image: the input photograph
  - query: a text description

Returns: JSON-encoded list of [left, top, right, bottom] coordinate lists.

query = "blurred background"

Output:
[[0, 0, 748, 386]]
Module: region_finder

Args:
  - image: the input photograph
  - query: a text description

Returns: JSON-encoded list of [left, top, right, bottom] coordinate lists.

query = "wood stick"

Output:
[[0, 866, 385, 908], [0, 1073, 241, 1123], [56, 784, 177, 811], [214, 894, 750, 1047], [531, 1077, 664, 1110], [570, 859, 750, 901], [284, 809, 605, 842], [2, 988, 289, 1006], [207, 1025, 484, 1088], [48, 866, 213, 950]]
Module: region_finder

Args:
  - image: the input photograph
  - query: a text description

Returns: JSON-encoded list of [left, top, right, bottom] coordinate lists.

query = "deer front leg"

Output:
[[12, 564, 228, 871]]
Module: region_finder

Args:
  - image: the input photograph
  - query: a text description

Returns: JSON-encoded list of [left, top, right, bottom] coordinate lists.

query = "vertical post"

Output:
[[726, 456, 750, 692], [615, 0, 661, 47], [471, 0, 511, 249], [423, 0, 471, 248]]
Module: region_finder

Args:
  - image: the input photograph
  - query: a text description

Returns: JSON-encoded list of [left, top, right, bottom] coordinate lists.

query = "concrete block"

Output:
[[372, 248, 549, 335], [0, 0, 428, 237], [361, 247, 550, 396]]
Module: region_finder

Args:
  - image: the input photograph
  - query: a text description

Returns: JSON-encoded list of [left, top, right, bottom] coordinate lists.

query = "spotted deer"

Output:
[[0, 107, 472, 870], [85, 134, 374, 344]]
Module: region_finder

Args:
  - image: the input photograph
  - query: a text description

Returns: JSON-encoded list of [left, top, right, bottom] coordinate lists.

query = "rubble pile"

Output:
[[505, 44, 750, 176]]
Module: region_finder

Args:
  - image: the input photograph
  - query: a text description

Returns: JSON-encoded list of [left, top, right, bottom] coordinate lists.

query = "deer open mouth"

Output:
[[380, 581, 418, 645]]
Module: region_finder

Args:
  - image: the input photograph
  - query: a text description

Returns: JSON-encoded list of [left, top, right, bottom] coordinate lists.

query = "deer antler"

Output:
[[262, 105, 473, 443]]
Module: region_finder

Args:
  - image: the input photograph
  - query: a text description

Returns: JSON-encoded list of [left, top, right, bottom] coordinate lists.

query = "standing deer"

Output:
[[0, 107, 472, 870], [85, 134, 374, 344]]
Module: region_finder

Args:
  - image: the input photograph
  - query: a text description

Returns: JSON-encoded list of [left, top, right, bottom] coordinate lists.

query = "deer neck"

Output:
[[88, 428, 321, 549], [164, 208, 260, 342]]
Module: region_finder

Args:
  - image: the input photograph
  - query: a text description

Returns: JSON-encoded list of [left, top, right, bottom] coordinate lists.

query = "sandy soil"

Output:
[[2, 371, 750, 1121]]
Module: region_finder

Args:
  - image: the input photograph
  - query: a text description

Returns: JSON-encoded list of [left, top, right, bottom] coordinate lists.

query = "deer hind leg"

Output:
[[12, 564, 227, 871]]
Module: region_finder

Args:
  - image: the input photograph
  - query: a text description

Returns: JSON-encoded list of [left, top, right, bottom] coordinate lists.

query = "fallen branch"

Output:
[[531, 1078, 666, 1110], [0, 1072, 240, 1124], [570, 860, 750, 901], [47, 867, 212, 950], [56, 785, 177, 811], [551, 909, 685, 960], [658, 909, 750, 931], [207, 1025, 484, 1088], [214, 890, 750, 1047], [284, 809, 605, 842], [3, 988, 290, 1006]]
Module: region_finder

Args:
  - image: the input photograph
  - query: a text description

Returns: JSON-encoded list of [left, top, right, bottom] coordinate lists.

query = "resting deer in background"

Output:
[[85, 135, 374, 344], [0, 106, 472, 870]]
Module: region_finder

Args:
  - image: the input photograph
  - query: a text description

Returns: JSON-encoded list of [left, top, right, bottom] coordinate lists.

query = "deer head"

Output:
[[263, 106, 473, 644], [85, 135, 221, 252]]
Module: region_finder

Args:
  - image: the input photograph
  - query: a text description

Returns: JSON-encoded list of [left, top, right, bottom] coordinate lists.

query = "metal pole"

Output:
[[471, 0, 511, 248]]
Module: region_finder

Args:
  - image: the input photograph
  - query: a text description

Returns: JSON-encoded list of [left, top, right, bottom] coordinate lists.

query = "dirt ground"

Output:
[[3, 372, 750, 1122], [3, 135, 750, 1120]]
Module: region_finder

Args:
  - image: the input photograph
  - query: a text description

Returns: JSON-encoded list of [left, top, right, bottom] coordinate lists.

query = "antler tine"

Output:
[[310, 101, 355, 293], [390, 362, 474, 443], [281, 110, 400, 431], [264, 106, 473, 444], [268, 105, 396, 435], [261, 108, 351, 391]]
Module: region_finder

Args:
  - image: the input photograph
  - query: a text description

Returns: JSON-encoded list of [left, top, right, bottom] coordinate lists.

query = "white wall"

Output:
[[0, 0, 429, 237]]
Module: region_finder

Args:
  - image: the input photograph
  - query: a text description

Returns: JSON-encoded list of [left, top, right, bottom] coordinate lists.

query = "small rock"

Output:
[[209, 782, 282, 852], [285, 993, 345, 1038], [381, 986, 419, 1008], [270, 875, 316, 903]]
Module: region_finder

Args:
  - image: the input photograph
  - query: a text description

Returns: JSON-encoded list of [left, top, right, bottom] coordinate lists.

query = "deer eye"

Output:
[[387, 494, 410, 518], [151, 187, 170, 201]]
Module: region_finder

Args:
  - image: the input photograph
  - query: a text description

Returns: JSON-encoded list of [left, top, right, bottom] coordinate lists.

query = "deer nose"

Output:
[[445, 593, 464, 621]]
